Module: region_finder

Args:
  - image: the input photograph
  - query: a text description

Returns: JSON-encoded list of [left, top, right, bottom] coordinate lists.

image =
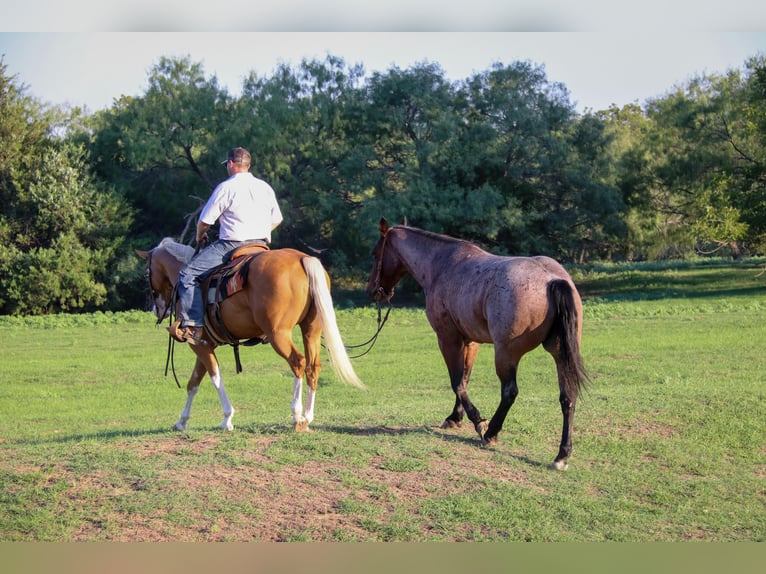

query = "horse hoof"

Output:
[[173, 422, 187, 431], [481, 435, 498, 447], [294, 419, 309, 433], [221, 423, 234, 432], [550, 459, 569, 471], [440, 419, 461, 430]]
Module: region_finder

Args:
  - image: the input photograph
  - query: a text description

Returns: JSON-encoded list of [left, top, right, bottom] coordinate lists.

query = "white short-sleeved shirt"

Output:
[[199, 172, 283, 242]]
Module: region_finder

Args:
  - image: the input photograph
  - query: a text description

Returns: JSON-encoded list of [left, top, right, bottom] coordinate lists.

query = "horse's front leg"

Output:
[[438, 337, 486, 439], [441, 341, 479, 429], [192, 346, 235, 431], [211, 363, 235, 431], [175, 358, 206, 431]]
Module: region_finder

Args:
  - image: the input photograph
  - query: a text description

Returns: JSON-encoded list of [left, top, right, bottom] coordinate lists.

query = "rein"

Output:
[[145, 250, 183, 388], [163, 284, 183, 389]]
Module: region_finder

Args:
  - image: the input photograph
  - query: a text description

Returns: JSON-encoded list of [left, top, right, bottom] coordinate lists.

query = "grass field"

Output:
[[0, 258, 764, 542]]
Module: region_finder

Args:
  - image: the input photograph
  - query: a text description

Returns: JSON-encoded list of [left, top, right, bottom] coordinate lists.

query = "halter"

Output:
[[143, 249, 171, 325]]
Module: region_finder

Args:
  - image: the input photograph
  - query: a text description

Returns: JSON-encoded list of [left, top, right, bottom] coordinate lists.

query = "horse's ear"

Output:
[[379, 217, 390, 235], [401, 216, 408, 226], [135, 249, 150, 260]]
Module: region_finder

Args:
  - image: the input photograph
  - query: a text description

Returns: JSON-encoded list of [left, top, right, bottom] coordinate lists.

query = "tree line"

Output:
[[1, 52, 764, 315]]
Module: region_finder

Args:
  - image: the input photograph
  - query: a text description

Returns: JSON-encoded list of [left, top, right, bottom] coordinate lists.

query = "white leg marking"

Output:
[[210, 366, 235, 431], [175, 386, 199, 431], [292, 376, 305, 425], [304, 386, 316, 425]]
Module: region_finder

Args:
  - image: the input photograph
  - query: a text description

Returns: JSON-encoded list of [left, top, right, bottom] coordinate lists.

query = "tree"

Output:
[[88, 56, 232, 244], [0, 59, 133, 314], [617, 60, 766, 260], [456, 62, 625, 260], [236, 55, 369, 269], [358, 62, 485, 240]]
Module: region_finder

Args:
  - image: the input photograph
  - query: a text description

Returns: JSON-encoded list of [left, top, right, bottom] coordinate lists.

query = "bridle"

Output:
[[371, 231, 392, 302], [144, 249, 172, 325]]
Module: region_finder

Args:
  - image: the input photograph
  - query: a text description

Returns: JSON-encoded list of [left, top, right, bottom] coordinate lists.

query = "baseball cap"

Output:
[[221, 147, 251, 165]]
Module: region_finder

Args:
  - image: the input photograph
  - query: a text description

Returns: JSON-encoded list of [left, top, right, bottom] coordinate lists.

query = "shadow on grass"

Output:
[[309, 423, 549, 469], [8, 427, 179, 446], [577, 264, 766, 302], [10, 421, 550, 469]]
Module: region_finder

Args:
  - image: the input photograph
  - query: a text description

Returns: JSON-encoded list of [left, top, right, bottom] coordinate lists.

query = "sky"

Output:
[[0, 4, 765, 115]]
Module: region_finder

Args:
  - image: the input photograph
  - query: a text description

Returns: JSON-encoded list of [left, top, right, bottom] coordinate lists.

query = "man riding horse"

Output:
[[169, 146, 284, 345]]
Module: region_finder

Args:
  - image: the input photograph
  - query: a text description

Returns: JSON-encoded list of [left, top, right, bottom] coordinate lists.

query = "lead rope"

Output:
[[341, 231, 393, 359], [343, 302, 392, 359]]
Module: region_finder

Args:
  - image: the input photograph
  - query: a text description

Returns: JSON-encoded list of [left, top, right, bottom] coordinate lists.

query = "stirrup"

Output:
[[183, 326, 208, 346]]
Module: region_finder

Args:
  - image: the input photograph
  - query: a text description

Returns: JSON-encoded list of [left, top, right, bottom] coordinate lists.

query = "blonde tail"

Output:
[[302, 257, 365, 389]]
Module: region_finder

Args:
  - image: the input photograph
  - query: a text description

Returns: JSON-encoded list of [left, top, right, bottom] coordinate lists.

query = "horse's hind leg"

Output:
[[551, 356, 578, 471], [269, 329, 311, 432], [483, 357, 520, 446], [298, 318, 322, 430], [441, 341, 479, 429]]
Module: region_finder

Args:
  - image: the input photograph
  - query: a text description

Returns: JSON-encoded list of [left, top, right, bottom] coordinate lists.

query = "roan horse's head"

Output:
[[367, 217, 409, 303]]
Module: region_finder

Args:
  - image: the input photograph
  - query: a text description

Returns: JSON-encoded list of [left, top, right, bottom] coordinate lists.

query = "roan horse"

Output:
[[367, 219, 588, 470], [137, 238, 363, 432]]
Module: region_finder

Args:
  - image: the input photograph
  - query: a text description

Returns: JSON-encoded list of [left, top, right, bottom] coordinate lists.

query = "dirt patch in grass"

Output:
[[585, 415, 677, 439], [51, 428, 539, 541]]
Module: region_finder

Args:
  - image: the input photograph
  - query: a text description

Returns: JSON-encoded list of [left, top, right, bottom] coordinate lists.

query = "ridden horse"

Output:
[[367, 219, 588, 470], [136, 238, 363, 432]]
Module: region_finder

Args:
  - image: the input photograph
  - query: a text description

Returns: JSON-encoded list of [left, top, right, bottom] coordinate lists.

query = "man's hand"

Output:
[[195, 221, 211, 248]]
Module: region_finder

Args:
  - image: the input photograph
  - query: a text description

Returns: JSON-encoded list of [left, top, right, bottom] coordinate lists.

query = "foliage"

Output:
[[604, 55, 766, 259], [88, 56, 231, 241], [2, 51, 766, 315], [0, 60, 133, 314]]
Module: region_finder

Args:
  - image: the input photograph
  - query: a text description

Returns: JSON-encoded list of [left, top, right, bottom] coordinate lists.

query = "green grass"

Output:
[[0, 260, 764, 541]]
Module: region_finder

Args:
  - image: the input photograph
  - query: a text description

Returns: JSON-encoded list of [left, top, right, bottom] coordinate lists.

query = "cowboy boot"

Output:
[[167, 320, 186, 342]]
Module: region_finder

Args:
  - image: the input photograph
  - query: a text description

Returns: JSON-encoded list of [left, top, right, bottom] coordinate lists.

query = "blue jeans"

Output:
[[176, 239, 251, 326]]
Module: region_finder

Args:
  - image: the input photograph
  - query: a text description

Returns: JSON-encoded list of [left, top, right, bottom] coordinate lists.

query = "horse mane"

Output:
[[158, 237, 195, 263], [397, 226, 472, 247], [395, 225, 492, 260]]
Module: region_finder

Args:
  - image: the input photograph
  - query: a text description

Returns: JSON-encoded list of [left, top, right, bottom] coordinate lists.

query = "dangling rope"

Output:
[[341, 230, 394, 359], [342, 301, 392, 359], [162, 284, 182, 389]]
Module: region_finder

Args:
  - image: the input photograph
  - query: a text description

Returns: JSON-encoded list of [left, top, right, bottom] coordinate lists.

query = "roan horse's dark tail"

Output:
[[547, 280, 590, 397]]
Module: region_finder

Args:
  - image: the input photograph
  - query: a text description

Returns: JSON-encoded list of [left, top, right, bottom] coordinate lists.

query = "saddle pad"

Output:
[[207, 258, 251, 303]]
